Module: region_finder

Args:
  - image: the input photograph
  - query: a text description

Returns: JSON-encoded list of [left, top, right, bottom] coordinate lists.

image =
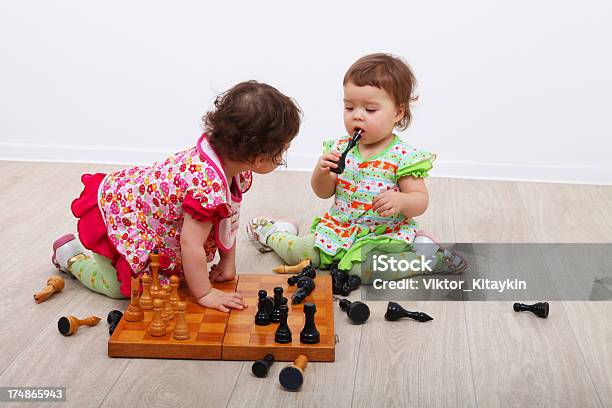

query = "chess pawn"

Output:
[[149, 299, 167, 337], [34, 276, 65, 303], [279, 355, 308, 391], [339, 299, 370, 324], [270, 287, 284, 323], [125, 276, 144, 322], [58, 315, 101, 336], [384, 302, 433, 322], [169, 275, 180, 309], [161, 284, 174, 321], [255, 290, 271, 326], [173, 301, 190, 340], [300, 302, 320, 344], [340, 275, 361, 296], [275, 304, 292, 343], [107, 310, 123, 336], [287, 266, 316, 286], [252, 354, 275, 378], [514, 302, 549, 319], [139, 273, 153, 310]]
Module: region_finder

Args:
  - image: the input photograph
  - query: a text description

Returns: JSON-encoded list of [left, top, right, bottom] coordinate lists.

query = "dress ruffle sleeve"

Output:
[[395, 150, 436, 180], [182, 191, 232, 224]]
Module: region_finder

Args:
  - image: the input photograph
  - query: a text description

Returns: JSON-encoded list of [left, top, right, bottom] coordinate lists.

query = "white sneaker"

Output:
[[52, 234, 89, 273], [413, 231, 468, 274], [246, 217, 299, 253]]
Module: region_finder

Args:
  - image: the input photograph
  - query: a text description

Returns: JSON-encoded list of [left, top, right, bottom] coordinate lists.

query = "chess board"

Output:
[[108, 280, 237, 359], [107, 274, 335, 362], [221, 274, 335, 362]]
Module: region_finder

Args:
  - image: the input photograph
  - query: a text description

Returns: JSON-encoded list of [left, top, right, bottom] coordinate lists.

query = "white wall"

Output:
[[1, 0, 611, 184]]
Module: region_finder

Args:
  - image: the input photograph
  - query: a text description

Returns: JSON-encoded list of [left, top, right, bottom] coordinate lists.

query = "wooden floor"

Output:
[[0, 161, 610, 408]]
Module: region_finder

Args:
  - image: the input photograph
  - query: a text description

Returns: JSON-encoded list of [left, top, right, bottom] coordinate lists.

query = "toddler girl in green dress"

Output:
[[248, 53, 467, 282]]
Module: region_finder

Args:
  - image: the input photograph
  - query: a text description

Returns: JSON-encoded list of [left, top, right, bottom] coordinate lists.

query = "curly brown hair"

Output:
[[203, 81, 302, 165], [343, 53, 418, 130]]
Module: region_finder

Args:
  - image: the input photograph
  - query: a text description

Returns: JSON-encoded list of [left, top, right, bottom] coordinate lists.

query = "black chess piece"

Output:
[[339, 299, 370, 324], [300, 302, 320, 344], [384, 302, 433, 322], [347, 275, 361, 290], [513, 302, 549, 319], [292, 276, 315, 304], [255, 290, 271, 326], [252, 354, 275, 378], [107, 310, 123, 335], [331, 268, 349, 295], [287, 265, 317, 286], [271, 287, 285, 323], [275, 304, 292, 343], [330, 129, 362, 174]]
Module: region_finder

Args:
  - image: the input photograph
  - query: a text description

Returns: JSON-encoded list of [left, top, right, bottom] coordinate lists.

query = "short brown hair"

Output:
[[203, 81, 302, 165], [343, 53, 418, 130]]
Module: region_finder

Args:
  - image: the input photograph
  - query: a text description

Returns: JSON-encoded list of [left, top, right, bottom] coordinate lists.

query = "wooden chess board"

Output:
[[108, 280, 237, 359], [107, 274, 335, 362], [222, 274, 335, 362]]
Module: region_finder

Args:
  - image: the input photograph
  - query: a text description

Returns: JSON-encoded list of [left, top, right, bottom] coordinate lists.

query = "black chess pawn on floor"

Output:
[[271, 287, 285, 323], [255, 290, 272, 326], [384, 302, 433, 322], [513, 302, 549, 319], [275, 304, 292, 343], [292, 276, 315, 304], [252, 354, 275, 378], [300, 302, 320, 344], [107, 310, 123, 335], [339, 299, 370, 324], [287, 265, 317, 286]]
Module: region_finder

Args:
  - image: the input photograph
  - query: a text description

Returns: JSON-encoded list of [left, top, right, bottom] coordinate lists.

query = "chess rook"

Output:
[[34, 276, 65, 304], [58, 315, 101, 336], [252, 354, 275, 378], [339, 299, 370, 324], [125, 275, 144, 322], [300, 302, 320, 344], [384, 302, 433, 322], [279, 355, 308, 391], [513, 302, 549, 319]]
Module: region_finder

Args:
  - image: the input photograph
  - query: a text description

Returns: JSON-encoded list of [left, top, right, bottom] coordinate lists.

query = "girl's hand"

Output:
[[372, 190, 404, 217], [317, 151, 342, 173], [209, 259, 237, 282], [198, 288, 247, 313]]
